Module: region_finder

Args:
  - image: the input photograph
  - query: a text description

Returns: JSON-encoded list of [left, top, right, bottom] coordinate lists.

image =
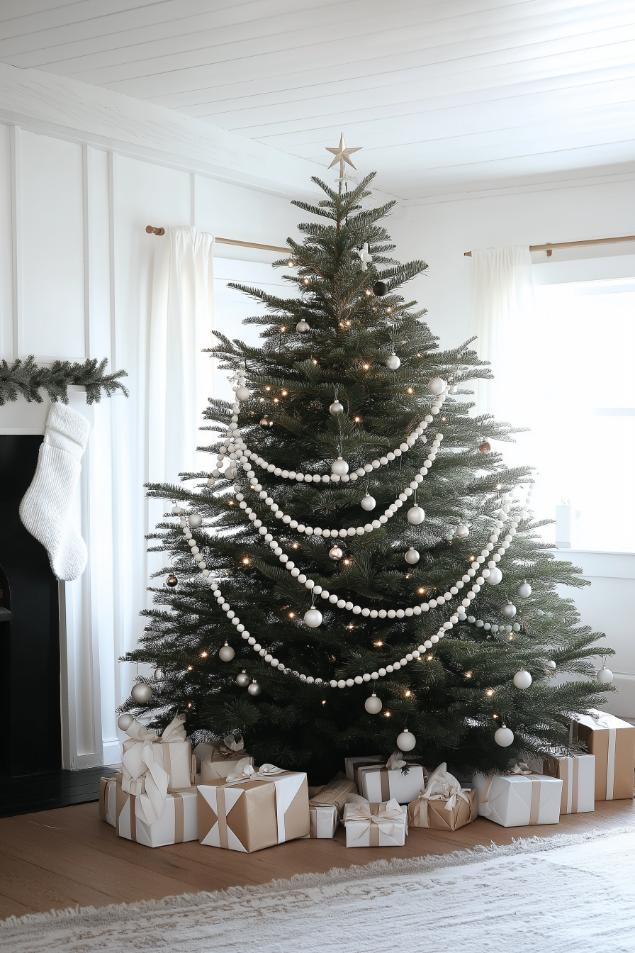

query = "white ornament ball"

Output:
[[131, 682, 152, 705], [455, 524, 469, 539], [226, 464, 238, 480], [494, 725, 515, 748], [513, 669, 533, 690], [117, 712, 134, 732], [247, 680, 261, 696], [219, 643, 235, 662], [236, 385, 250, 401], [304, 607, 323, 628], [486, 566, 503, 585], [236, 670, 250, 687], [188, 513, 202, 529], [396, 728, 416, 752], [518, 580, 532, 598], [361, 494, 376, 512], [405, 547, 420, 565], [545, 660, 557, 671], [503, 602, 517, 619], [331, 456, 349, 476], [597, 666, 614, 685], [296, 319, 310, 333], [407, 505, 425, 525], [364, 693, 383, 714], [427, 376, 447, 396], [385, 352, 401, 371], [329, 544, 344, 560], [329, 399, 344, 415]]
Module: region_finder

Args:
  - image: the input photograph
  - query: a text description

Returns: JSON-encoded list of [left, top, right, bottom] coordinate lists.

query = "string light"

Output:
[[200, 650, 208, 658], [485, 687, 495, 697], [464, 670, 473, 679], [383, 710, 392, 718], [302, 277, 310, 285], [404, 689, 413, 698], [281, 389, 288, 397], [288, 611, 296, 620], [291, 542, 300, 550], [426, 653, 434, 661], [364, 288, 372, 296], [187, 701, 192, 709], [492, 713, 500, 720], [228, 499, 236, 507], [342, 557, 352, 566], [312, 358, 318, 365], [353, 415, 362, 424], [417, 586, 426, 596], [406, 386, 414, 395], [362, 362, 370, 371], [280, 325, 287, 332], [373, 639, 384, 647], [241, 555, 251, 566], [287, 259, 294, 267], [265, 386, 271, 392], [321, 699, 327, 705], [346, 623, 356, 631], [273, 397, 279, 404], [187, 665, 193, 672]]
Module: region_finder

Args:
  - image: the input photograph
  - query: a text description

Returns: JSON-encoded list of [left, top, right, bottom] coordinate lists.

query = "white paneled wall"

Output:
[[0, 118, 299, 766]]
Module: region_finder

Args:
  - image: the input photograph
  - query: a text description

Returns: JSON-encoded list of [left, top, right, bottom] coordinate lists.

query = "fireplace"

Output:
[[0, 435, 61, 779]]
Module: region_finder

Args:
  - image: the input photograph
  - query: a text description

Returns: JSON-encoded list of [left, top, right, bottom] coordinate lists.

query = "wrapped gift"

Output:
[[194, 734, 254, 782], [115, 778, 198, 847], [343, 795, 408, 847], [344, 755, 383, 783], [473, 771, 562, 827], [408, 762, 477, 830], [357, 753, 425, 804], [570, 709, 635, 800], [99, 773, 119, 827], [542, 753, 595, 814], [198, 764, 309, 853], [121, 714, 195, 816], [309, 775, 357, 838]]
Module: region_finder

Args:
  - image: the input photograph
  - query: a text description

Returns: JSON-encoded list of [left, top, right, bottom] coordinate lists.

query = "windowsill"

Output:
[[556, 546, 635, 557]]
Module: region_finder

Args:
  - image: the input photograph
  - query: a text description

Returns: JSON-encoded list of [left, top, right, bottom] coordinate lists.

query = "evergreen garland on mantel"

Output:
[[0, 356, 128, 405]]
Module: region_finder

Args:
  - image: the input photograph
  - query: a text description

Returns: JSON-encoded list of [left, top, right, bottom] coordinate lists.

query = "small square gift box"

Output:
[[473, 766, 562, 827], [344, 755, 383, 784], [116, 779, 199, 848], [198, 763, 310, 853], [309, 775, 357, 838], [357, 752, 425, 805], [570, 709, 635, 801], [194, 736, 254, 783], [121, 714, 195, 794], [542, 753, 595, 814], [343, 795, 408, 847], [408, 763, 477, 831]]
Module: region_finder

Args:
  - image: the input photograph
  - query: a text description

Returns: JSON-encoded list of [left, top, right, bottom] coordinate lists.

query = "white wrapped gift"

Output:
[[542, 753, 595, 814], [309, 776, 357, 838], [194, 734, 254, 782], [343, 795, 408, 847], [344, 755, 383, 782], [473, 770, 562, 827], [357, 753, 425, 804], [116, 780, 198, 848], [121, 714, 194, 824]]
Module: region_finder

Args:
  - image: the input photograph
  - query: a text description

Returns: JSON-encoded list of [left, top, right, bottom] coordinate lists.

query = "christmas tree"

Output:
[[122, 142, 613, 782]]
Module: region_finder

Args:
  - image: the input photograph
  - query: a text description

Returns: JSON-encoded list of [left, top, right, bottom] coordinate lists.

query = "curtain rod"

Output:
[[464, 234, 635, 258], [145, 225, 288, 255]]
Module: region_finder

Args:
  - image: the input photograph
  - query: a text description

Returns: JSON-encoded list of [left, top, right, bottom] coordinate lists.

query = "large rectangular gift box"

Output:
[[198, 768, 309, 852], [542, 753, 595, 814], [408, 788, 477, 830], [115, 779, 198, 847], [343, 796, 408, 847], [570, 709, 635, 801], [344, 755, 383, 784], [357, 761, 425, 805], [122, 714, 194, 793], [473, 772, 562, 827], [309, 775, 357, 838]]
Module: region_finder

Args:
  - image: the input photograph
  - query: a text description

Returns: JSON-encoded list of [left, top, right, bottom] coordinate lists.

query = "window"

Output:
[[520, 277, 635, 553]]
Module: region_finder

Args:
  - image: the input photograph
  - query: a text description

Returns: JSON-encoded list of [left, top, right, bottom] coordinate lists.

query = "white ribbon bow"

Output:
[[121, 714, 187, 825], [354, 242, 372, 271], [386, 751, 407, 770], [225, 762, 284, 783], [416, 762, 469, 811], [509, 761, 533, 776], [344, 795, 404, 843]]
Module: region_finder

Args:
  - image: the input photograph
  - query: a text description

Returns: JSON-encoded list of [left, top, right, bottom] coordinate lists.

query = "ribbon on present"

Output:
[[344, 795, 404, 846], [121, 714, 187, 825], [509, 761, 533, 776], [225, 762, 284, 783], [409, 762, 470, 825]]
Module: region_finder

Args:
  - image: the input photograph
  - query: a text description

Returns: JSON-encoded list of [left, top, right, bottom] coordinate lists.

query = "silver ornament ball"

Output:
[[219, 643, 235, 662], [331, 456, 349, 476], [131, 682, 153, 705], [513, 669, 533, 690], [597, 666, 614, 685], [364, 693, 383, 715], [427, 376, 447, 396], [361, 494, 376, 512], [494, 725, 515, 747], [486, 566, 503, 585], [385, 352, 401, 371], [329, 399, 344, 416], [455, 524, 470, 539], [296, 319, 310, 333], [236, 670, 250, 687], [503, 602, 517, 619], [236, 385, 250, 401], [304, 607, 323, 628], [396, 729, 416, 752], [329, 544, 344, 560], [117, 712, 134, 732], [188, 513, 202, 528], [407, 505, 425, 525], [404, 547, 420, 565], [518, 580, 532, 598], [247, 680, 261, 696], [545, 660, 557, 671]]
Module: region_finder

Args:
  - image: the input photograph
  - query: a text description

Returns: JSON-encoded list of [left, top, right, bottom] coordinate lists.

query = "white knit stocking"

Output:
[[19, 402, 91, 581]]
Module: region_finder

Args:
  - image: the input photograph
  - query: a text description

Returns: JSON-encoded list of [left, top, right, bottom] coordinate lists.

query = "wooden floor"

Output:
[[0, 798, 633, 920]]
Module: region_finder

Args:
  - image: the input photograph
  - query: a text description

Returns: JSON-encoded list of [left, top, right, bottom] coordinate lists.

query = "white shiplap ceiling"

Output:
[[1, 0, 635, 199]]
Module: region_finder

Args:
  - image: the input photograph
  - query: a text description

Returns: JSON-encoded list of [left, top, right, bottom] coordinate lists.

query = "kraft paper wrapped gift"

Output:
[[473, 771, 562, 827], [408, 763, 477, 830], [115, 780, 198, 848], [542, 753, 595, 814], [121, 714, 195, 795], [343, 795, 408, 847], [309, 775, 357, 838], [357, 753, 425, 804], [344, 755, 383, 783], [570, 709, 635, 801], [194, 734, 254, 782], [198, 764, 309, 853], [99, 773, 119, 827]]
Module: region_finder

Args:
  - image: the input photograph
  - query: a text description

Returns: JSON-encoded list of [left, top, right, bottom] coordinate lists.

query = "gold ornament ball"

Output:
[[166, 573, 178, 587]]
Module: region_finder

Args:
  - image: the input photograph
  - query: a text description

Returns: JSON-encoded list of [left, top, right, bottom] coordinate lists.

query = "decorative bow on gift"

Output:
[[416, 762, 470, 812], [225, 763, 284, 783], [386, 751, 409, 772], [121, 714, 186, 825], [344, 795, 404, 842], [509, 761, 533, 776]]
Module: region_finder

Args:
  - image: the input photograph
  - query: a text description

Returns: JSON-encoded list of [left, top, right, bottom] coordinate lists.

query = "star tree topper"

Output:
[[326, 134, 361, 179]]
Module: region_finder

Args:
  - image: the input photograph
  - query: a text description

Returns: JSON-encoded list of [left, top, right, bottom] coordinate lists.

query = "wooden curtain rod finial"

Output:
[[146, 225, 165, 236]]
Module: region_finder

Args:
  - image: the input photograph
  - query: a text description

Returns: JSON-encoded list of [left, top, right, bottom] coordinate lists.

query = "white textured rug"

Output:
[[2, 828, 635, 953]]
